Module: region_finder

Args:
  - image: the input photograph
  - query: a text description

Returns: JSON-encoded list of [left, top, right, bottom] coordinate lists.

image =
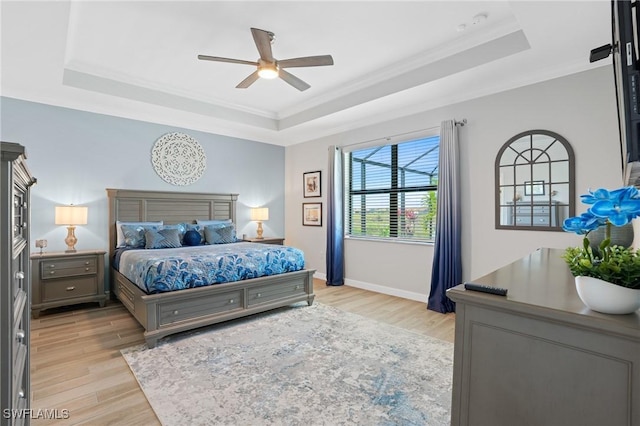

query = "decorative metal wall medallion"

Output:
[[151, 132, 206, 186]]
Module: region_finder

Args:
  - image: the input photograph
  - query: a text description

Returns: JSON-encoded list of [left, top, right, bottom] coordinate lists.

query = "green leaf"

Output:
[[563, 244, 640, 289]]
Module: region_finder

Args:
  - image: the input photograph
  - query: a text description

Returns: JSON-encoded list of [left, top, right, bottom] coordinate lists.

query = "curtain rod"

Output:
[[340, 118, 466, 150], [340, 126, 440, 150]]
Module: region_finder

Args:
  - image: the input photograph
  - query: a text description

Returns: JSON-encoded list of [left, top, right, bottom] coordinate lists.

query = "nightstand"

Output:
[[31, 249, 107, 318], [243, 237, 285, 245]]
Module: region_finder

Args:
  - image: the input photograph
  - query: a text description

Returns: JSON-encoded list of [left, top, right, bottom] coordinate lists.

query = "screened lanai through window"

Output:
[[346, 135, 440, 241]]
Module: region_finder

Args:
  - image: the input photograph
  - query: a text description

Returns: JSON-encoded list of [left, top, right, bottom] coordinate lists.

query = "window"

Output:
[[345, 135, 440, 242]]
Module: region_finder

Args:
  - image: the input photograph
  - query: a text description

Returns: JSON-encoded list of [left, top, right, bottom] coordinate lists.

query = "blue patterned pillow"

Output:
[[144, 228, 182, 249], [163, 223, 186, 238], [204, 223, 237, 244], [183, 229, 202, 246], [116, 221, 162, 247], [121, 224, 159, 248]]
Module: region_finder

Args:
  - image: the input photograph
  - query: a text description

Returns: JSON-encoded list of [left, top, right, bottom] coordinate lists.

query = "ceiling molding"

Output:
[[1, 1, 612, 146]]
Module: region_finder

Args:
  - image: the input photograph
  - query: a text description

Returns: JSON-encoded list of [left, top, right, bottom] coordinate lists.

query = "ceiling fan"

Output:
[[198, 27, 334, 91]]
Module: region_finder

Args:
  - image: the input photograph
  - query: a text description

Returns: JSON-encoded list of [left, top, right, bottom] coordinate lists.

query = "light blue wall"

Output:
[[0, 97, 285, 253]]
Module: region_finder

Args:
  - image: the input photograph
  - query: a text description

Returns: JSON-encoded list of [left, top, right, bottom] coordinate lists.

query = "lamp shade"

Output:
[[250, 207, 269, 221], [55, 205, 88, 226]]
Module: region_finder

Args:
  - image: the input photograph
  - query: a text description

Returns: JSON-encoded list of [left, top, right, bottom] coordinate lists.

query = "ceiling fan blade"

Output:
[[197, 55, 257, 66], [236, 71, 260, 89], [251, 28, 274, 62], [278, 55, 334, 68], [279, 69, 310, 91]]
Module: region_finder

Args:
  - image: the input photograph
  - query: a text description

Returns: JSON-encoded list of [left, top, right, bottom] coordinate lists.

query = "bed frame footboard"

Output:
[[112, 268, 315, 348]]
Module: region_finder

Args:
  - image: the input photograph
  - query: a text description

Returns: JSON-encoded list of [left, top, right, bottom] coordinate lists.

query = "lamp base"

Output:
[[256, 221, 264, 239], [64, 225, 78, 252]]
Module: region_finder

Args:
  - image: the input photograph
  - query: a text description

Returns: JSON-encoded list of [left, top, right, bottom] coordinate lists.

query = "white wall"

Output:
[[285, 66, 622, 302], [1, 66, 622, 303], [0, 98, 286, 254]]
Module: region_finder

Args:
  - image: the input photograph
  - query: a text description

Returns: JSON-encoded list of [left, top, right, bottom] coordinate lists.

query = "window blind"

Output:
[[346, 135, 440, 241]]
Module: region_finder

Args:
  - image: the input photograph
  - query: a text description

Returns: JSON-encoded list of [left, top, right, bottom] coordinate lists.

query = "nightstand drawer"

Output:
[[43, 276, 98, 302], [41, 256, 97, 279]]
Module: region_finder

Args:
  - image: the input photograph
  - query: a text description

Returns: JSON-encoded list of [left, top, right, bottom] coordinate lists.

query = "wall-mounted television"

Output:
[[593, 1, 640, 185], [612, 0, 640, 184]]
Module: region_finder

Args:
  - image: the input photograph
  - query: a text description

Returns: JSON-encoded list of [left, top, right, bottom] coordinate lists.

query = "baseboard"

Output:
[[313, 272, 327, 281], [312, 272, 427, 303]]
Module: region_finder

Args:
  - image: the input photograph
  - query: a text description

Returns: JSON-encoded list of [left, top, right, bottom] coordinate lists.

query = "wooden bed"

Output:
[[107, 188, 315, 348]]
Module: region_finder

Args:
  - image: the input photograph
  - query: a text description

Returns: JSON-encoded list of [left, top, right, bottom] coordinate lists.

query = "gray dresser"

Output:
[[506, 200, 560, 226], [1, 143, 36, 426], [447, 248, 640, 426]]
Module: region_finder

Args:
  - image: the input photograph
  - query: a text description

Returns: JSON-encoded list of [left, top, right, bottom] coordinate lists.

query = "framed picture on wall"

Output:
[[524, 180, 545, 196], [303, 171, 321, 197], [303, 203, 322, 226]]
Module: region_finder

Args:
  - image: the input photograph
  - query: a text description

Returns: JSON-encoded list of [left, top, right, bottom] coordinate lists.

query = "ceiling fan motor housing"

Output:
[[257, 59, 279, 79], [197, 27, 333, 91]]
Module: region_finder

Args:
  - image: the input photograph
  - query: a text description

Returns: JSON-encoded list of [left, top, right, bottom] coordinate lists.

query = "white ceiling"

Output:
[[1, 1, 611, 146]]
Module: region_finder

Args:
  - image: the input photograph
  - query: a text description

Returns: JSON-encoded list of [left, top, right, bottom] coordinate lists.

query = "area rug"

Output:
[[121, 302, 454, 425]]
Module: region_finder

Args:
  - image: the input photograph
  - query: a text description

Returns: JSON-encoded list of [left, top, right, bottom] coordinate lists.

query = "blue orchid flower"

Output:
[[564, 186, 640, 290], [579, 187, 635, 205], [562, 211, 606, 235], [582, 186, 640, 226]]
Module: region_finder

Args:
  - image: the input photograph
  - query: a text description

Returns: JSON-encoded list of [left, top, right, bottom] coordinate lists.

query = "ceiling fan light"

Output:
[[258, 66, 279, 79]]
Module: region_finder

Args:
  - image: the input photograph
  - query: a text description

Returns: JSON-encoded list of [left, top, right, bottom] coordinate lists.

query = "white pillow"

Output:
[[116, 221, 163, 248]]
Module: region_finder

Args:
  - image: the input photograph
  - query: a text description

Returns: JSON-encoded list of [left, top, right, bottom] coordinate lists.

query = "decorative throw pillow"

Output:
[[121, 224, 159, 248], [204, 223, 237, 244], [185, 223, 205, 242], [183, 229, 202, 246], [116, 221, 162, 247], [144, 228, 182, 249], [163, 223, 187, 238]]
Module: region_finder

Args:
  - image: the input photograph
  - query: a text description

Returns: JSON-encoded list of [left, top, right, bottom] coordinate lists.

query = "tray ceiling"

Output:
[[1, 1, 611, 146]]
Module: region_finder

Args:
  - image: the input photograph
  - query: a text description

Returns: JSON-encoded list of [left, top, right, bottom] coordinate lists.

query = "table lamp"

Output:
[[55, 205, 88, 252], [250, 207, 269, 239]]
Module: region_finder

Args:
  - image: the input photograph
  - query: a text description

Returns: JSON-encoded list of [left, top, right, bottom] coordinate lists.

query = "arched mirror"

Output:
[[495, 130, 575, 231]]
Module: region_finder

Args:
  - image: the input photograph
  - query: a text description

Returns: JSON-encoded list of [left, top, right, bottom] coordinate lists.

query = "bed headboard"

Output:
[[106, 188, 238, 259]]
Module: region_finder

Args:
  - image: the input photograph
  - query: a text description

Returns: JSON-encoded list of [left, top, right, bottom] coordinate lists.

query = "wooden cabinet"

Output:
[[1, 142, 36, 426], [31, 250, 107, 318], [447, 248, 640, 426], [242, 237, 284, 245]]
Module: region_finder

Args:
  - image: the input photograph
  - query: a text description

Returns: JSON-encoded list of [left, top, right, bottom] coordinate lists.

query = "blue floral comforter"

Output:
[[117, 242, 305, 294]]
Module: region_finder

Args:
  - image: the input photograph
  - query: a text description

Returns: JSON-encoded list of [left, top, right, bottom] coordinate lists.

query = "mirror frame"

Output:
[[494, 129, 575, 231]]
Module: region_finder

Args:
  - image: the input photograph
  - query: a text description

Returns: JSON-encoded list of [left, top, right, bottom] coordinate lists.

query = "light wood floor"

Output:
[[30, 279, 455, 425]]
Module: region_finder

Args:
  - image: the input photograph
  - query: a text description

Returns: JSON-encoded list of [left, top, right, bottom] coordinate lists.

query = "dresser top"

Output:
[[31, 249, 106, 259], [447, 248, 640, 338], [1, 141, 25, 159]]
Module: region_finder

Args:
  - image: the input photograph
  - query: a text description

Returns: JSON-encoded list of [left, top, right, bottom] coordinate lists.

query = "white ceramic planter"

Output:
[[631, 217, 640, 251], [575, 276, 640, 315]]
